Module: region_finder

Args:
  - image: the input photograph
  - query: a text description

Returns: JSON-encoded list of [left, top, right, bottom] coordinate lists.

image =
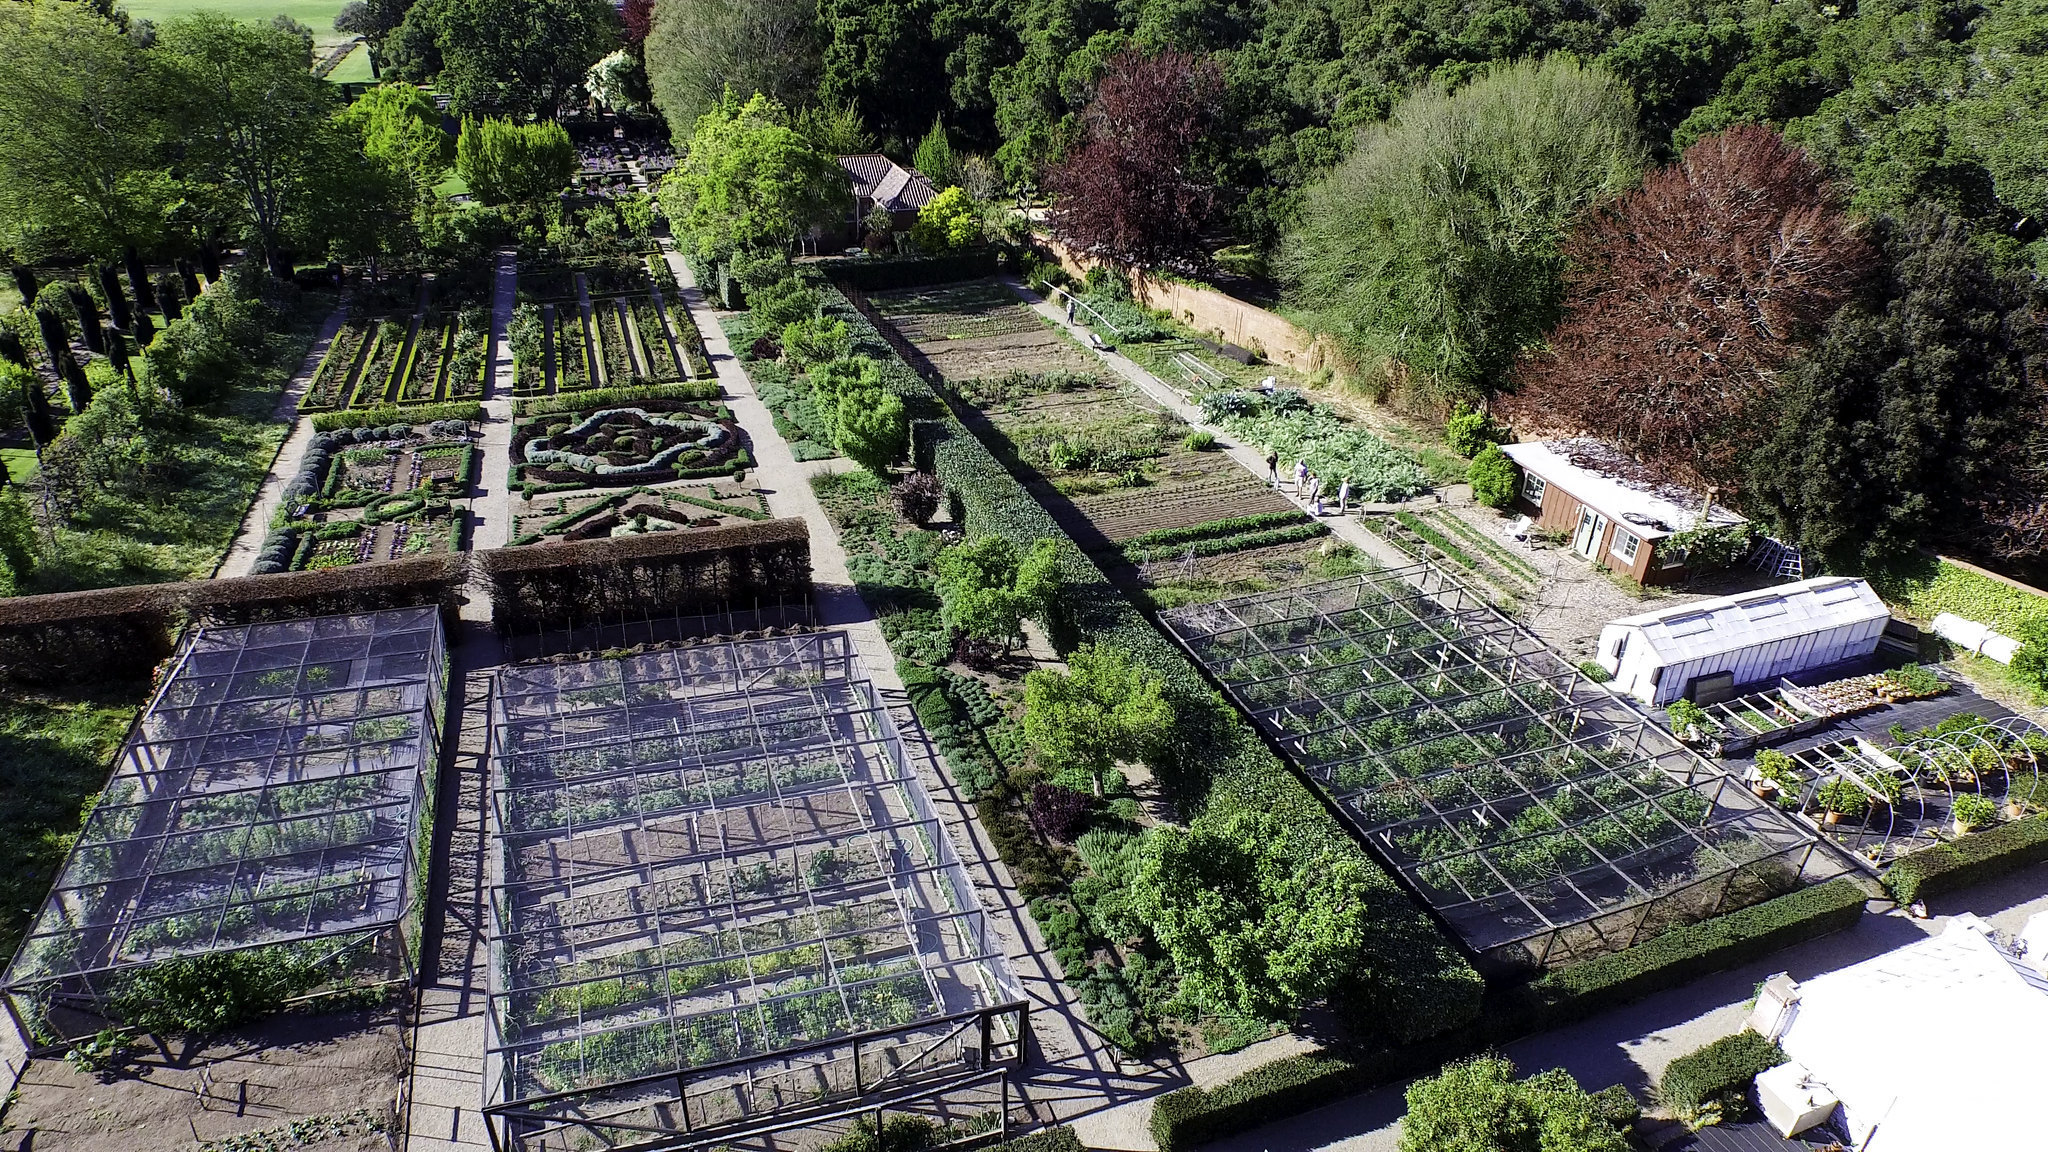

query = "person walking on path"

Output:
[[1294, 458, 1309, 493], [1338, 477, 1351, 516], [1265, 450, 1280, 488]]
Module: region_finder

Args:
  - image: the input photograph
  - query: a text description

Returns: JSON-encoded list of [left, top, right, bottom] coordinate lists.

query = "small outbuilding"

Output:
[[1595, 575, 1891, 706], [837, 154, 939, 242], [1499, 439, 1747, 584], [1746, 912, 2048, 1150]]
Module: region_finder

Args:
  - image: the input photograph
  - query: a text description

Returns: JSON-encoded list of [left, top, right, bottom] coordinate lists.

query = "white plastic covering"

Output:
[[1499, 439, 1747, 540], [1930, 612, 2023, 664], [1776, 915, 2048, 1152], [1596, 576, 1891, 706]]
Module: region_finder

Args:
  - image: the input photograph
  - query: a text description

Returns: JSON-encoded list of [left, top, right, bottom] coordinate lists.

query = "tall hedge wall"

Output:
[[477, 517, 810, 632], [824, 279, 1484, 1043]]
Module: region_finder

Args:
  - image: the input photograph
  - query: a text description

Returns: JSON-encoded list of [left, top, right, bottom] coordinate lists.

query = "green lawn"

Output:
[[119, 0, 354, 47], [327, 38, 375, 83], [0, 685, 148, 965], [0, 448, 36, 485]]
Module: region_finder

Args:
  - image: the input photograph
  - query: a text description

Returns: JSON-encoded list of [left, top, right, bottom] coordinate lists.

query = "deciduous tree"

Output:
[[397, 0, 617, 119], [456, 118, 575, 206], [644, 0, 820, 134], [656, 93, 845, 263], [1505, 125, 1876, 489], [1045, 48, 1224, 269], [1023, 643, 1170, 796], [1281, 56, 1645, 401], [934, 535, 1058, 655]]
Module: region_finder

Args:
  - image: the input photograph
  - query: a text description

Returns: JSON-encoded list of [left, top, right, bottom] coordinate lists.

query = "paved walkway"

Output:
[[466, 251, 519, 552], [995, 278, 1416, 575], [214, 301, 350, 577]]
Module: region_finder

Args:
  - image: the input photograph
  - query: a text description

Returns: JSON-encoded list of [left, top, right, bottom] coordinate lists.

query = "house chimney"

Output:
[[1696, 485, 1720, 529]]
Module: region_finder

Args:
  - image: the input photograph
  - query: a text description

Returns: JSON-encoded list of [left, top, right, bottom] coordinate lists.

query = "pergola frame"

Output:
[[2, 607, 447, 1035], [1162, 566, 1846, 971], [485, 631, 1025, 1152]]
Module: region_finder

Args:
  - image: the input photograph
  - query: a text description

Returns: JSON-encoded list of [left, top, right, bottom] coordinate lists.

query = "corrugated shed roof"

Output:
[[1501, 439, 1746, 540], [837, 154, 938, 211], [1605, 576, 1890, 665]]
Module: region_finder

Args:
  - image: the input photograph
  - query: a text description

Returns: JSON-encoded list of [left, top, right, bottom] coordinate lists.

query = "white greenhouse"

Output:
[[1595, 576, 1891, 706]]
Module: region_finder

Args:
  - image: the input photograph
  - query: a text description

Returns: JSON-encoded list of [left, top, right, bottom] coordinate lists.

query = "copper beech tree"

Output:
[[1505, 126, 1876, 489], [1045, 48, 1224, 269]]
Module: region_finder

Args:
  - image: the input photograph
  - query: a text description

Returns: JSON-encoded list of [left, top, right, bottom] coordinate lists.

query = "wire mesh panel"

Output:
[[1161, 567, 1850, 973], [485, 631, 1026, 1152], [3, 607, 447, 1023]]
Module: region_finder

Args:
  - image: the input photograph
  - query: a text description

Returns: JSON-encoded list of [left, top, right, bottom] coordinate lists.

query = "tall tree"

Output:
[[1280, 56, 1646, 402], [912, 116, 961, 187], [0, 1, 172, 261], [339, 83, 455, 209], [655, 93, 846, 263], [398, 0, 618, 119], [1747, 210, 2048, 569], [152, 13, 344, 278], [1023, 644, 1171, 796], [816, 0, 948, 147], [643, 0, 820, 135], [1045, 48, 1224, 269], [456, 118, 576, 206], [335, 0, 420, 73], [1506, 126, 1877, 489]]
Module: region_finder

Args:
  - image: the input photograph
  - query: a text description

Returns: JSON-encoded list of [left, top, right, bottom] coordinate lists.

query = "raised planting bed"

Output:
[[509, 482, 771, 546], [301, 317, 377, 411], [443, 306, 489, 401], [548, 303, 590, 392], [594, 296, 636, 385], [508, 396, 748, 496]]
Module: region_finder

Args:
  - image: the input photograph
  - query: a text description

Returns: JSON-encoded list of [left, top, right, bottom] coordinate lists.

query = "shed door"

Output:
[[1574, 509, 1609, 559]]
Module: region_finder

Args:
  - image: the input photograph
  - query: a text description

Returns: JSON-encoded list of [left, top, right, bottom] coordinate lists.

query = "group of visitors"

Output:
[[1264, 451, 1351, 517]]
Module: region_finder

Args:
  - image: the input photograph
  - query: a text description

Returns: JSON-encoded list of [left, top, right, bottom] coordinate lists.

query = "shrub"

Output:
[[1030, 783, 1091, 841], [1402, 1055, 1628, 1152], [784, 315, 851, 370], [1577, 660, 1612, 683], [818, 1115, 940, 1152], [1667, 698, 1714, 738], [1183, 430, 1216, 451], [1443, 404, 1502, 457], [837, 390, 909, 475], [1951, 792, 1997, 831], [1468, 444, 1519, 508], [750, 276, 819, 331], [110, 947, 326, 1036], [1882, 814, 2048, 904], [894, 472, 943, 525], [1657, 1031, 1785, 1129], [911, 186, 982, 250]]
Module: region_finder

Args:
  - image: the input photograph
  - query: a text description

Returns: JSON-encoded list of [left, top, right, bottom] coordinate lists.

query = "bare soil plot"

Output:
[[1, 1008, 403, 1152]]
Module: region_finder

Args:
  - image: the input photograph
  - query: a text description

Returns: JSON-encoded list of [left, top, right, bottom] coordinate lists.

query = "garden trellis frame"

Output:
[[484, 630, 1027, 1152], [1161, 566, 1849, 973], [2, 607, 448, 1037]]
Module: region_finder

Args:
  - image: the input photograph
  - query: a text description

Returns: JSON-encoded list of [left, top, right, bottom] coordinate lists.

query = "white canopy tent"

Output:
[[1594, 576, 1891, 706], [1756, 913, 2048, 1151]]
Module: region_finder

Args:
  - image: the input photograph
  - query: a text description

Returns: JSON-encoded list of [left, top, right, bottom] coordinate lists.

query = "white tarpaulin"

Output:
[[1776, 914, 2048, 1151]]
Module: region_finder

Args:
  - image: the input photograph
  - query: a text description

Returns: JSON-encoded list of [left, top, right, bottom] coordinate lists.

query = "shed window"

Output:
[[1521, 472, 1547, 505], [1611, 530, 1640, 564]]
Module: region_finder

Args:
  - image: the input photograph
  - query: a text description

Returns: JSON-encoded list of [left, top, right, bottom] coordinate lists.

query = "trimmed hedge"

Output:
[[1521, 877, 1869, 1025], [311, 401, 483, 431], [990, 1127, 1083, 1152], [1148, 877, 1869, 1152], [1882, 816, 2048, 904], [1657, 1031, 1785, 1126], [1124, 522, 1329, 563], [514, 380, 721, 417]]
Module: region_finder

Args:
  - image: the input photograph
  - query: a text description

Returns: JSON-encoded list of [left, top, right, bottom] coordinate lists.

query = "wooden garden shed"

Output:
[[1499, 439, 1748, 583]]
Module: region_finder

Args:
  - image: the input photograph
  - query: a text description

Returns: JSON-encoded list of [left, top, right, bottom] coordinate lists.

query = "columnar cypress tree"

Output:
[[156, 274, 184, 322], [62, 358, 92, 412], [178, 258, 202, 299], [65, 285, 104, 352], [124, 246, 154, 310], [34, 308, 70, 373], [9, 266, 35, 305], [97, 263, 132, 330], [133, 309, 155, 347], [198, 241, 220, 282]]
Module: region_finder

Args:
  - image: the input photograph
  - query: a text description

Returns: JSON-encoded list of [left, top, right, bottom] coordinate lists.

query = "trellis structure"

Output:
[[1775, 716, 2048, 866], [1162, 567, 1849, 973], [2, 607, 447, 1036], [485, 630, 1026, 1152]]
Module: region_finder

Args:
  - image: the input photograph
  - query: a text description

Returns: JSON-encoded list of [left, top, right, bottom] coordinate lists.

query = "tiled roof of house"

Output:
[[838, 154, 939, 212]]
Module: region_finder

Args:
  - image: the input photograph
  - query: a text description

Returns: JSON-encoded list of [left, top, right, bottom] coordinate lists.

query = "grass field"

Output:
[[328, 38, 375, 83], [120, 0, 354, 46]]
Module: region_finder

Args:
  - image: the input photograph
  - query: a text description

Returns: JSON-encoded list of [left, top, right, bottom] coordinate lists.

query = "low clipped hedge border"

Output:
[[1124, 522, 1329, 563], [1656, 1031, 1785, 1123], [1148, 877, 1869, 1152], [513, 379, 721, 418], [310, 400, 483, 431], [1882, 816, 2048, 904], [1121, 510, 1310, 550]]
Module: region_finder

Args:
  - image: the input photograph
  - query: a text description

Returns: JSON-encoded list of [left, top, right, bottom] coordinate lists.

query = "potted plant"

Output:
[[1814, 779, 1869, 828], [1752, 750, 1800, 801], [1952, 792, 1997, 835], [1667, 698, 1717, 745]]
